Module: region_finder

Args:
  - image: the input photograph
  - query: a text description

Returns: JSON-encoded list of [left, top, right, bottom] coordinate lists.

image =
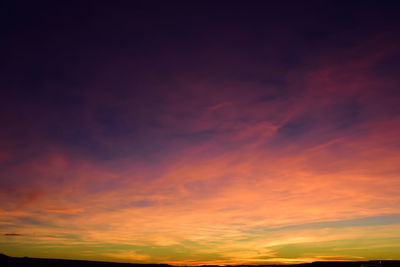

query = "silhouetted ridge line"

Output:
[[0, 253, 173, 267], [0, 254, 399, 267]]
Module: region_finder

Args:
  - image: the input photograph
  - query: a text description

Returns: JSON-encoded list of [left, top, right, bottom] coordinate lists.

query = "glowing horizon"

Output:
[[1, 1, 400, 265]]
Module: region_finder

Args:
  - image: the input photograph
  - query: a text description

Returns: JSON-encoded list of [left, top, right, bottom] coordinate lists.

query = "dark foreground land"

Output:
[[1, 254, 399, 267]]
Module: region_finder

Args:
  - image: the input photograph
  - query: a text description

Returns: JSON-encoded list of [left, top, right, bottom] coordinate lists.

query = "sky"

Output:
[[1, 0, 400, 265]]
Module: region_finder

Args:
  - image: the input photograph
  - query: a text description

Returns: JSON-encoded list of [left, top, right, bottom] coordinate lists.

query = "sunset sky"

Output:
[[1, 1, 400, 265]]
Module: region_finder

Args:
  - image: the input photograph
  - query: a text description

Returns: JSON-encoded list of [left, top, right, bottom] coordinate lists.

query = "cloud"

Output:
[[45, 208, 84, 214], [3, 233, 22, 236]]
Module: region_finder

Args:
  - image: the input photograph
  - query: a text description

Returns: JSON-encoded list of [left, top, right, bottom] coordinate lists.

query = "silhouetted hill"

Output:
[[0, 254, 172, 267], [0, 254, 399, 267]]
